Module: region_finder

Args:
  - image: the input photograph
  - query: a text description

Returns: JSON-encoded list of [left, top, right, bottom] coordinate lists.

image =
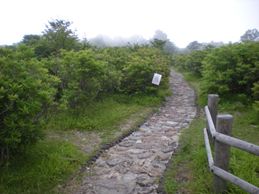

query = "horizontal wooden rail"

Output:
[[215, 133, 259, 156], [203, 128, 259, 194], [212, 166, 259, 194]]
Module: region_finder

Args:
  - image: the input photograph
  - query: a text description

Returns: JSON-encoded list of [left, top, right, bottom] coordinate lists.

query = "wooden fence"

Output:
[[203, 94, 259, 194]]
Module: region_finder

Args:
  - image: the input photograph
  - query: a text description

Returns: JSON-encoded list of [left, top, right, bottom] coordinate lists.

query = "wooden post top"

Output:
[[217, 114, 233, 120], [208, 94, 219, 97]]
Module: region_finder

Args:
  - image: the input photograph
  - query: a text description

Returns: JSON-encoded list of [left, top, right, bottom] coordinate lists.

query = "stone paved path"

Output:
[[71, 70, 196, 194]]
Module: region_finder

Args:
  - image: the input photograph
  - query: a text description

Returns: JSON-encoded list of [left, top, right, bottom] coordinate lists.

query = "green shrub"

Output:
[[0, 46, 59, 161], [120, 47, 170, 94], [56, 50, 106, 107], [52, 47, 170, 108], [172, 50, 208, 76], [201, 42, 259, 98]]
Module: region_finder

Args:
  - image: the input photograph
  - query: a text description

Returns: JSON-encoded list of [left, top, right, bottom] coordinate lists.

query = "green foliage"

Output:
[[20, 20, 81, 58], [21, 35, 41, 46], [173, 41, 259, 105], [42, 19, 80, 55], [48, 46, 170, 108], [201, 42, 259, 98], [0, 45, 59, 160], [56, 50, 109, 107], [172, 49, 208, 76], [151, 39, 167, 50], [120, 47, 170, 94]]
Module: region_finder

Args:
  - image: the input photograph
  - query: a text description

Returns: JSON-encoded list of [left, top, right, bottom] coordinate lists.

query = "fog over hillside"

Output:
[[89, 35, 149, 47]]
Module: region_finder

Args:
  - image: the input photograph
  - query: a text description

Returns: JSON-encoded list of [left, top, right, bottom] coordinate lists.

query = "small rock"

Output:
[[161, 136, 170, 141], [128, 149, 145, 154], [162, 146, 176, 153], [106, 158, 125, 167], [137, 152, 153, 159], [166, 121, 178, 126], [136, 174, 155, 186], [119, 141, 134, 147], [156, 152, 171, 161], [136, 139, 142, 144]]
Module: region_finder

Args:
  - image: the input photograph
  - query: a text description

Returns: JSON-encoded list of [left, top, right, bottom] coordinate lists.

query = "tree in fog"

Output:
[[241, 29, 259, 42], [21, 34, 41, 46], [89, 35, 108, 48], [42, 19, 80, 55], [186, 41, 203, 51], [153, 30, 168, 41], [151, 30, 177, 53]]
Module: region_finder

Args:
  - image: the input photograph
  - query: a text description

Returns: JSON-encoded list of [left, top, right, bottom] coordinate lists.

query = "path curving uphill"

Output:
[[70, 70, 196, 194]]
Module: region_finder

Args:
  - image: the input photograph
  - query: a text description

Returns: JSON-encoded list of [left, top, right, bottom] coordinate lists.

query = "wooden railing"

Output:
[[203, 94, 259, 194]]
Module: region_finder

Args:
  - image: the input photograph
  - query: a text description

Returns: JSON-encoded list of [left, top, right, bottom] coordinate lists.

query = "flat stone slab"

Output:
[[66, 70, 197, 194]]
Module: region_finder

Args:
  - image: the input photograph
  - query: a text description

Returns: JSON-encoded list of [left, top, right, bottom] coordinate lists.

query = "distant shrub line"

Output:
[[172, 41, 259, 112]]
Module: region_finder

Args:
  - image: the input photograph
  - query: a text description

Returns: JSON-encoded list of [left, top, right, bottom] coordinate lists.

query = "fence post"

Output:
[[208, 94, 219, 126], [207, 94, 219, 140], [214, 114, 233, 193]]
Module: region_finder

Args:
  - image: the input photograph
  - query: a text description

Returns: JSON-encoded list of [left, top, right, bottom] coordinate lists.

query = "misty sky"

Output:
[[1, 0, 259, 48]]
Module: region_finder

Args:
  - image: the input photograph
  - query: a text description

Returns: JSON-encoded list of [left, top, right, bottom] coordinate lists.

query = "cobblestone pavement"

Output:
[[72, 70, 197, 194]]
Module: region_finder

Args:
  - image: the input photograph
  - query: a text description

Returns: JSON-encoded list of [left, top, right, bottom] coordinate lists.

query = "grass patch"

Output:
[[46, 94, 162, 142], [163, 117, 213, 193], [163, 70, 259, 194], [0, 140, 87, 194]]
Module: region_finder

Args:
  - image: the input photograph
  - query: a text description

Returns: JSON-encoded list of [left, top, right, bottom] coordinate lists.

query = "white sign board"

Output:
[[152, 73, 162, 85]]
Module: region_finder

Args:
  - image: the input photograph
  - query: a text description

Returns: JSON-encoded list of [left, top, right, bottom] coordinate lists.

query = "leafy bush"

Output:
[[53, 46, 170, 108], [120, 47, 170, 94], [172, 50, 208, 76], [0, 46, 59, 160], [201, 42, 259, 98], [55, 50, 107, 107]]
